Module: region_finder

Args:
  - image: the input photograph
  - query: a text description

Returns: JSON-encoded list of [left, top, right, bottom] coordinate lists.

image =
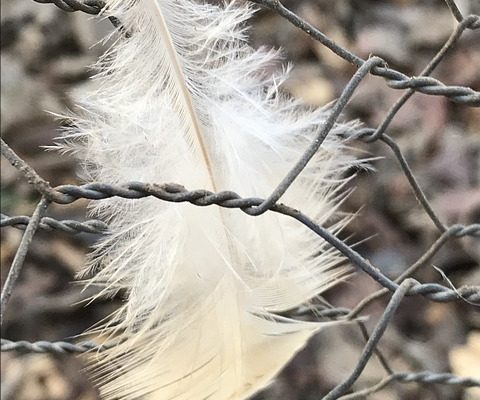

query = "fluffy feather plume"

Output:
[[60, 1, 360, 399]]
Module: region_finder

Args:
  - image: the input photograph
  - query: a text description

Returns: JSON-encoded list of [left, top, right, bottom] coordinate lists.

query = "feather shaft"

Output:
[[144, 0, 217, 191]]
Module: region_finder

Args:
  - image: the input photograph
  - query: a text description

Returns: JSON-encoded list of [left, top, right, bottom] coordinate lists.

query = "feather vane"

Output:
[[60, 1, 360, 399]]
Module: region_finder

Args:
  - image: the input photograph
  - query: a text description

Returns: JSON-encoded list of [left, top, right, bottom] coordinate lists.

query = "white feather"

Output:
[[60, 1, 360, 399]]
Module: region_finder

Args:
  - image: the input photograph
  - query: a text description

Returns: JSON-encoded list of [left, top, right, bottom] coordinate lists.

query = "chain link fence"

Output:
[[1, 0, 479, 399]]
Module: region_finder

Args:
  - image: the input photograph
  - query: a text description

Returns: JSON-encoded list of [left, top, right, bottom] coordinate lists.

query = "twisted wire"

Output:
[[32, 181, 480, 304], [32, 0, 480, 106], [3, 335, 478, 393], [33, 0, 104, 14], [339, 372, 480, 399], [1, 338, 115, 353], [394, 372, 480, 386], [2, 0, 479, 397], [1, 213, 108, 234], [3, 214, 476, 238]]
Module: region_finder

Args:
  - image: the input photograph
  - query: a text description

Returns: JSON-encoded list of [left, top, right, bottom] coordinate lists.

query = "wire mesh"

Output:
[[1, 1, 479, 399]]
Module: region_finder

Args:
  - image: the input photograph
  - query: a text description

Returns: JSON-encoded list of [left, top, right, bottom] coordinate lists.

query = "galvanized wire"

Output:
[[0, 338, 115, 353], [1, 213, 108, 234], [0, 198, 49, 320], [2, 1, 480, 399], [33, 0, 103, 14], [339, 373, 480, 400], [3, 177, 479, 304], [33, 0, 480, 108]]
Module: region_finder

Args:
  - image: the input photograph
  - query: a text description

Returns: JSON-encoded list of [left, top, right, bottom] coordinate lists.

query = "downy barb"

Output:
[[59, 1, 362, 399]]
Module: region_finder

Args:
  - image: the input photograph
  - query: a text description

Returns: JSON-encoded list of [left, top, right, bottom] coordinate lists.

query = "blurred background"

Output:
[[1, 0, 479, 399]]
